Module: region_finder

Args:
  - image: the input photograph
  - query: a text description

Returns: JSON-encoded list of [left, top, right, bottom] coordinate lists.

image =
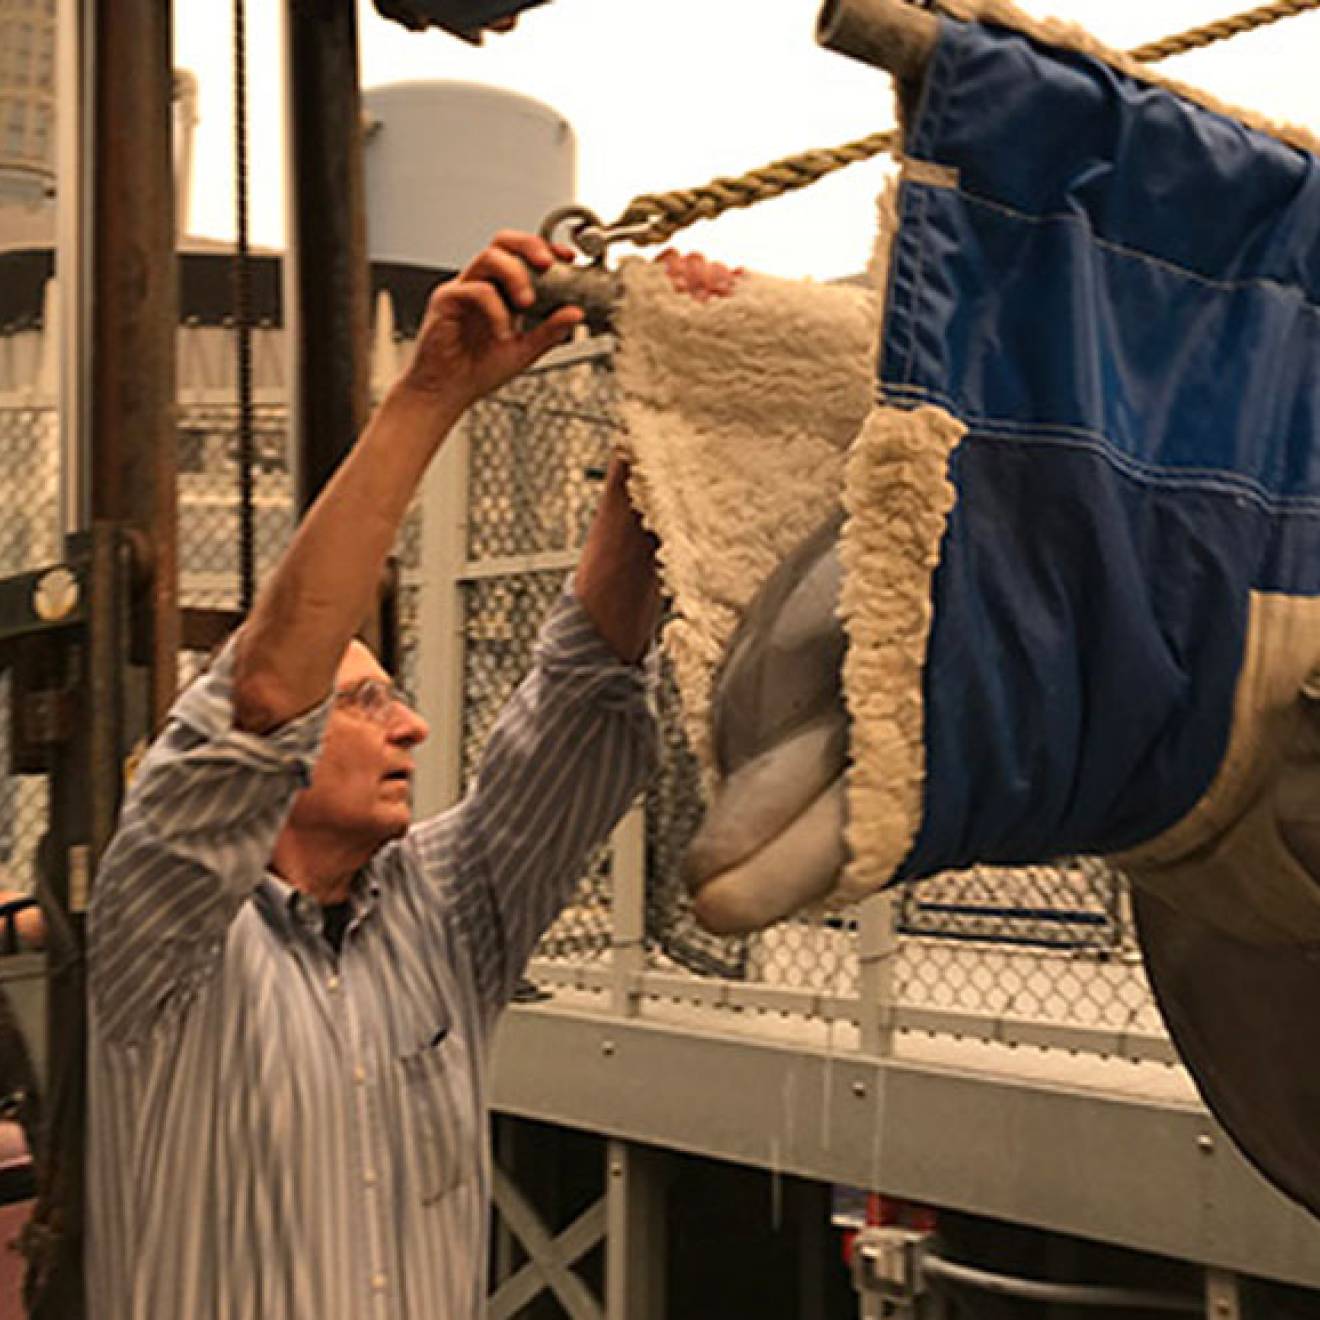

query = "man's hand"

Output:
[[234, 230, 582, 731], [399, 231, 584, 411], [658, 249, 742, 302]]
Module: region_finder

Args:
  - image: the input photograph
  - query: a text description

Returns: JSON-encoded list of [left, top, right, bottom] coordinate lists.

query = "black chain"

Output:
[[233, 0, 256, 614]]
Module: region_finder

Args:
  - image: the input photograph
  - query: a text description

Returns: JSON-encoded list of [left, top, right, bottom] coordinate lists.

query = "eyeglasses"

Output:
[[332, 677, 415, 725]]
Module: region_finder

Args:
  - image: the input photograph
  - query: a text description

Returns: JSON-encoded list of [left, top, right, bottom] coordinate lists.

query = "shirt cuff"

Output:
[[164, 636, 332, 776]]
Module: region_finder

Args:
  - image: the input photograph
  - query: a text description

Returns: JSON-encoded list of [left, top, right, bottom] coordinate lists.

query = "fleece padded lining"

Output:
[[615, 186, 961, 905]]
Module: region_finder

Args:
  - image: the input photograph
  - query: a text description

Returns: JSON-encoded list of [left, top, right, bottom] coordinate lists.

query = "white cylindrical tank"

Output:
[[362, 81, 576, 270]]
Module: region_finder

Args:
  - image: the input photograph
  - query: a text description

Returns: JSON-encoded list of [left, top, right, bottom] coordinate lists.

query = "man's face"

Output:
[[283, 640, 430, 852]]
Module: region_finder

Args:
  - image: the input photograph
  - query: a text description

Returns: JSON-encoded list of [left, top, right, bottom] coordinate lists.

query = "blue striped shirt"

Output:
[[87, 591, 657, 1319]]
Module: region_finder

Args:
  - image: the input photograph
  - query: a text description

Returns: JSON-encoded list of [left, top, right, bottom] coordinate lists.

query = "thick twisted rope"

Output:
[[615, 130, 899, 246], [607, 0, 1318, 249], [1128, 0, 1320, 63]]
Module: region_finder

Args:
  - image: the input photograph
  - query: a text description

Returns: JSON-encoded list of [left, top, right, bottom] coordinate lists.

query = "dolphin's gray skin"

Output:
[[1134, 679, 1320, 1221], [1135, 888, 1320, 1220], [712, 508, 847, 773], [685, 510, 850, 933], [1278, 671, 1320, 881], [685, 713, 848, 884]]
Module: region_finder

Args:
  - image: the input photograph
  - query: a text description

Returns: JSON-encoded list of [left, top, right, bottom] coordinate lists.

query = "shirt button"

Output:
[[372, 1272, 387, 1292], [364, 1170, 377, 1187], [327, 975, 340, 992], [354, 1065, 366, 1085]]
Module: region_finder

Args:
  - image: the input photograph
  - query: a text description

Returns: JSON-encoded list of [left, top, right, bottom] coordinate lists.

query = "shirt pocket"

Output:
[[397, 1029, 479, 1205]]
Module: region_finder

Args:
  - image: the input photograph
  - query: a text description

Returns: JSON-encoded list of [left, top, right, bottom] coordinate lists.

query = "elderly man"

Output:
[[86, 231, 665, 1319]]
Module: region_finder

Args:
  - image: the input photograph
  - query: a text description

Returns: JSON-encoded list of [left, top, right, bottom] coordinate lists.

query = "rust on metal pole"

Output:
[[90, 0, 178, 725]]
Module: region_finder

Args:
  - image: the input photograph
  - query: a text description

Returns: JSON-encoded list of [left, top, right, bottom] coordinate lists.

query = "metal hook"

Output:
[[539, 204, 603, 259], [539, 203, 664, 265]]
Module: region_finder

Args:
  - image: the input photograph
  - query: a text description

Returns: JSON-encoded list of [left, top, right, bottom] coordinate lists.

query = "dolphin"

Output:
[[685, 509, 850, 933]]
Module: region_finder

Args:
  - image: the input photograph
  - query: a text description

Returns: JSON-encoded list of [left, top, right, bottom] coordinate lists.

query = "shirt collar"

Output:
[[255, 867, 382, 941]]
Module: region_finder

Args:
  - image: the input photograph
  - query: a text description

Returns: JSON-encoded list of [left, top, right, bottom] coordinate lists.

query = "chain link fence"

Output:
[[460, 354, 619, 964], [0, 398, 61, 1223], [0, 402, 58, 900], [458, 338, 1167, 1056], [177, 400, 292, 605], [175, 398, 425, 704], [175, 401, 293, 702], [890, 859, 1161, 1034]]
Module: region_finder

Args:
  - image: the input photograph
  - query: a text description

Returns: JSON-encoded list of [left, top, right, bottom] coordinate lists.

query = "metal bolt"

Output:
[[601, 1040, 615, 1057], [852, 1080, 867, 1098], [610, 1162, 623, 1178], [1197, 1134, 1215, 1154]]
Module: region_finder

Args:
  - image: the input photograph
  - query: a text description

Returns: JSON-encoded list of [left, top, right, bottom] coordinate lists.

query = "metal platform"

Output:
[[490, 978, 1320, 1290]]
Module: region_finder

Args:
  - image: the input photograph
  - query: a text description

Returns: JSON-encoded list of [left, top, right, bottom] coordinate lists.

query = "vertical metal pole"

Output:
[[90, 0, 178, 722], [605, 1139, 667, 1320], [610, 806, 646, 1018], [414, 422, 470, 817], [857, 894, 898, 1056], [28, 529, 135, 1320], [282, 0, 387, 658], [282, 0, 371, 511], [55, 0, 92, 542], [1205, 1269, 1241, 1320], [28, 1, 177, 1311]]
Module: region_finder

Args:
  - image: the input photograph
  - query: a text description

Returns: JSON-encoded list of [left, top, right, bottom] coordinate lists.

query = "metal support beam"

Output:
[[1205, 1269, 1241, 1320], [414, 417, 471, 816], [89, 0, 178, 725], [24, 530, 142, 1320], [56, 0, 92, 545], [493, 1006, 1320, 1289], [857, 893, 898, 1056], [282, 0, 371, 513], [816, 0, 940, 83], [605, 1139, 667, 1320], [610, 806, 646, 1018], [283, 0, 393, 662], [24, 0, 176, 1309], [490, 1163, 605, 1320]]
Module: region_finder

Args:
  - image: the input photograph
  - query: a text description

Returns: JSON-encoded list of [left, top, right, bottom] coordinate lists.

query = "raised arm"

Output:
[[90, 233, 582, 1043], [233, 232, 582, 731], [571, 455, 659, 663], [405, 388, 665, 1012]]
